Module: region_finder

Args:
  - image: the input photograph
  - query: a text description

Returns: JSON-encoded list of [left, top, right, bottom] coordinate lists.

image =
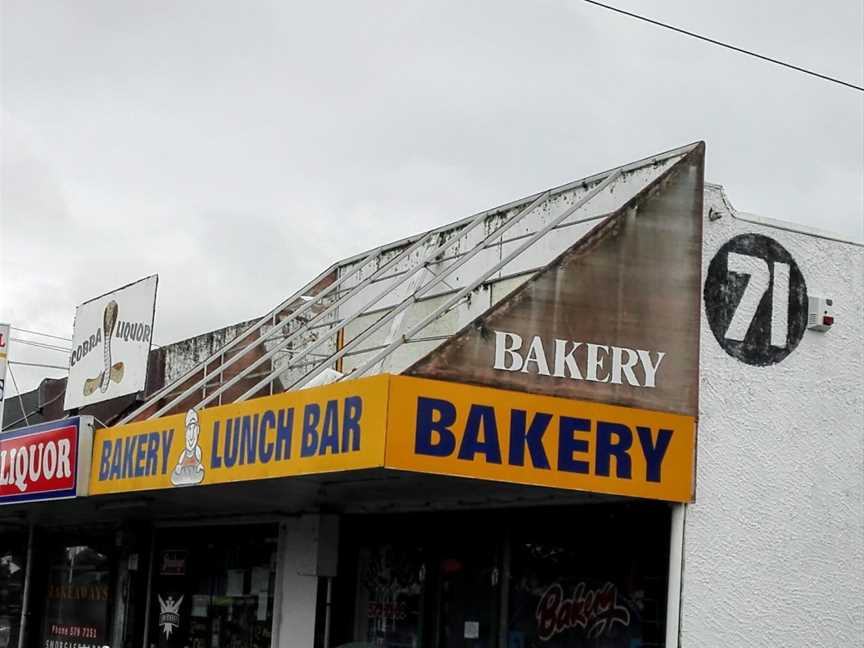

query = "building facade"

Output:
[[1, 142, 861, 648]]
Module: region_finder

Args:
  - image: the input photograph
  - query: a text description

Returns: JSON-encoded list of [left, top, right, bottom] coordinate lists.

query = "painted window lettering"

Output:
[[535, 582, 631, 641], [493, 331, 665, 388]]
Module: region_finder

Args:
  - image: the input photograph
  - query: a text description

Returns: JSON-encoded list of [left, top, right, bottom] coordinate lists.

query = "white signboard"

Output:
[[64, 275, 158, 410], [0, 323, 9, 427]]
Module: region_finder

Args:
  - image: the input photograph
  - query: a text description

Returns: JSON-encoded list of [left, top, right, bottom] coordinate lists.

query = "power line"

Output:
[[10, 338, 71, 354], [583, 0, 864, 92], [10, 360, 69, 372], [10, 326, 71, 342]]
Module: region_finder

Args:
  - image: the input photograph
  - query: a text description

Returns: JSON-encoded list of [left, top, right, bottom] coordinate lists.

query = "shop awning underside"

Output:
[[1, 469, 625, 529]]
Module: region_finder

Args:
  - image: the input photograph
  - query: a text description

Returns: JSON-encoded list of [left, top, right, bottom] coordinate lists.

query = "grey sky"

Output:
[[1, 0, 862, 394]]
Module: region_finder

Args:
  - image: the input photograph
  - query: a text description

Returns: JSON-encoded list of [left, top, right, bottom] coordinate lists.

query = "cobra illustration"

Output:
[[82, 300, 125, 397]]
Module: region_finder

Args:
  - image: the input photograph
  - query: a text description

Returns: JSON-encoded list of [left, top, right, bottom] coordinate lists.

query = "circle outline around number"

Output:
[[703, 233, 808, 366]]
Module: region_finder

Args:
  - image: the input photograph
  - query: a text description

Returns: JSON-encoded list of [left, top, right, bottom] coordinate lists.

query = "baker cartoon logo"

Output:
[[158, 594, 183, 637], [170, 409, 205, 486], [82, 300, 125, 396]]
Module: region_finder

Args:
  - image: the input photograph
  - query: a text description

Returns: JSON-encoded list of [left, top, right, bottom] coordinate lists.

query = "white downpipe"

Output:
[[665, 503, 686, 647]]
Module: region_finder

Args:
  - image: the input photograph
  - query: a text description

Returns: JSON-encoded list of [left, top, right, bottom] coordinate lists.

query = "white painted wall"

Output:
[[679, 186, 864, 646], [272, 516, 323, 648]]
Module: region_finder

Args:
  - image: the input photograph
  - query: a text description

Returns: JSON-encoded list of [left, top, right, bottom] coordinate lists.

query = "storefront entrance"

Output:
[[0, 526, 27, 648], [334, 502, 670, 648], [149, 523, 278, 648]]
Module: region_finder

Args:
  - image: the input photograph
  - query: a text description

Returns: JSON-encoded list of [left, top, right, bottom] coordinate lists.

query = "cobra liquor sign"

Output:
[[0, 416, 94, 504], [64, 275, 158, 410]]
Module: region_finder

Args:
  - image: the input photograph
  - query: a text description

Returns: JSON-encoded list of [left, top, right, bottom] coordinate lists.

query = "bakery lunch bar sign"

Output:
[[493, 331, 666, 388]]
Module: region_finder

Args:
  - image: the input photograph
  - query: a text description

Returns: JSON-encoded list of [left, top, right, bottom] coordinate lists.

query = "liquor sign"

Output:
[[0, 416, 94, 505], [90, 375, 695, 502], [64, 275, 158, 410], [0, 322, 9, 427]]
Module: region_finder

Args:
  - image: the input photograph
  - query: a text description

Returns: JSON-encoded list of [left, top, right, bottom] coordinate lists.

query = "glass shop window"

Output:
[[354, 543, 425, 648], [40, 542, 113, 648], [152, 524, 278, 648], [506, 508, 669, 648], [0, 532, 26, 648]]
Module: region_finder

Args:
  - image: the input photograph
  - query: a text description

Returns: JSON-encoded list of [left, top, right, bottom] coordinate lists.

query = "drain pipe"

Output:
[[141, 526, 156, 648], [665, 503, 686, 647], [17, 522, 34, 648], [323, 576, 333, 648]]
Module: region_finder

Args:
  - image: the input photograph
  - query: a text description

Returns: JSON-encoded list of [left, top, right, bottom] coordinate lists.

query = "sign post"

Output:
[[0, 322, 10, 430]]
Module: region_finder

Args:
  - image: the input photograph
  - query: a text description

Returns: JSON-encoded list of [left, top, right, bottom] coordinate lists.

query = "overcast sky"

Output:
[[1, 0, 862, 395]]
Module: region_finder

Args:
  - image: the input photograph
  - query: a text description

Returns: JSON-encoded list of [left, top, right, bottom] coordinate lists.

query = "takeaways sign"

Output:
[[0, 417, 94, 505], [65, 275, 158, 410], [90, 376, 695, 502]]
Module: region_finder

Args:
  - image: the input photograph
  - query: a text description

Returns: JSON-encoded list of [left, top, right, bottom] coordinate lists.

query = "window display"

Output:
[[338, 504, 669, 648], [0, 531, 26, 648], [40, 540, 113, 648], [152, 524, 278, 648]]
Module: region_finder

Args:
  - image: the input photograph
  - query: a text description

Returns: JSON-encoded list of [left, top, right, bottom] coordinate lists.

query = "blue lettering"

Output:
[[458, 405, 501, 464], [637, 426, 673, 482], [99, 441, 111, 480], [259, 410, 276, 463], [134, 434, 146, 478], [275, 409, 293, 460], [240, 415, 259, 465], [595, 421, 632, 479], [319, 400, 339, 455], [508, 410, 551, 469], [160, 429, 173, 474], [146, 432, 159, 476], [122, 436, 135, 479], [109, 440, 122, 480], [342, 396, 362, 452], [301, 404, 320, 457], [211, 420, 223, 469], [558, 417, 590, 474], [415, 397, 456, 457], [223, 417, 240, 468]]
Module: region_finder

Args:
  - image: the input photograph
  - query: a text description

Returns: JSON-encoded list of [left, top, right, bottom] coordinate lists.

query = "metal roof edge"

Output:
[[335, 141, 703, 268], [706, 183, 864, 248]]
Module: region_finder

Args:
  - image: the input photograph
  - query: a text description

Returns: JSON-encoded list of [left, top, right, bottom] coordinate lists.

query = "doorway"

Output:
[[150, 523, 278, 648]]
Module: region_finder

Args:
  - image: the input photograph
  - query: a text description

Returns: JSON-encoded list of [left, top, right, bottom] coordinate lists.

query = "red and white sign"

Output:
[[0, 416, 93, 504]]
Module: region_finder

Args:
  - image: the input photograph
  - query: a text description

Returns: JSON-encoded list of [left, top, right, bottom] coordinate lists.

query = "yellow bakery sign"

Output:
[[90, 375, 695, 502]]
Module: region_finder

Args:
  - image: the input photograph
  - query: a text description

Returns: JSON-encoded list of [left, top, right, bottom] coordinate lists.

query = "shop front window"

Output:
[[355, 544, 424, 648], [152, 524, 277, 648], [507, 507, 669, 648], [40, 542, 113, 648], [337, 505, 669, 648], [0, 532, 26, 648]]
